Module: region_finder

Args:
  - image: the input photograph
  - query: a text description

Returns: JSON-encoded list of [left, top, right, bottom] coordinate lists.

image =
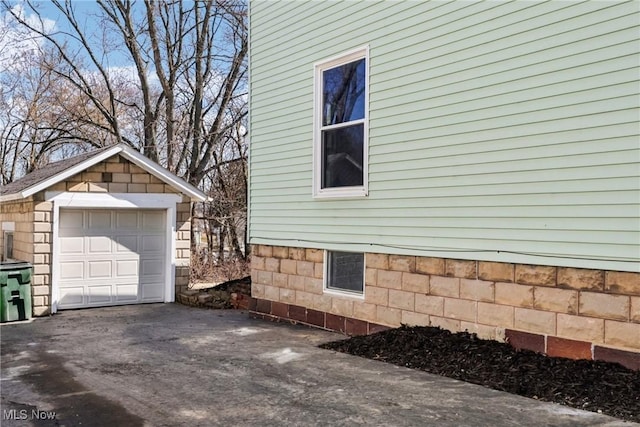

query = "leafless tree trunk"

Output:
[[2, 0, 250, 264], [2, 0, 247, 185]]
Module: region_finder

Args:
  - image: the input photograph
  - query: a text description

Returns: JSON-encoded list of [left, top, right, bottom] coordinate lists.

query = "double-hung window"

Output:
[[314, 47, 368, 198]]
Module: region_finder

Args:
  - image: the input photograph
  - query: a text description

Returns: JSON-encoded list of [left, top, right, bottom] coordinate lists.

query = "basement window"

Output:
[[2, 222, 14, 261], [324, 251, 364, 295], [3, 231, 14, 261]]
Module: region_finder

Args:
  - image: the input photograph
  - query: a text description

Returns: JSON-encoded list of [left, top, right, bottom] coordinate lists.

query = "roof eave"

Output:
[[10, 145, 124, 201], [1, 144, 209, 203]]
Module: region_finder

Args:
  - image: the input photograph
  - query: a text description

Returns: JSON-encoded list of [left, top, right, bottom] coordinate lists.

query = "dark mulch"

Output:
[[319, 325, 640, 422]]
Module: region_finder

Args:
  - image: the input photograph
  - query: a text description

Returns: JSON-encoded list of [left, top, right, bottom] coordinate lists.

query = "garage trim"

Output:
[[46, 191, 182, 313]]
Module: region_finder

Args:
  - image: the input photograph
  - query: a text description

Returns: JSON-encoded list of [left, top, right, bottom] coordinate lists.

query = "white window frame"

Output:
[[323, 250, 365, 298], [2, 222, 15, 261], [313, 46, 369, 199]]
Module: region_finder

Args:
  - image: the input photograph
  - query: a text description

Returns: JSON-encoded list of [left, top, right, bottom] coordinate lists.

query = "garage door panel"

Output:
[[141, 283, 164, 301], [60, 211, 84, 229], [89, 211, 112, 229], [60, 287, 84, 306], [117, 211, 139, 228], [60, 262, 84, 280], [141, 259, 163, 276], [116, 284, 139, 302], [58, 209, 167, 310], [59, 237, 84, 254], [88, 236, 113, 254], [116, 260, 138, 277], [139, 279, 164, 288], [88, 261, 112, 279], [141, 235, 164, 253], [116, 236, 138, 253], [87, 285, 112, 304], [142, 212, 164, 230]]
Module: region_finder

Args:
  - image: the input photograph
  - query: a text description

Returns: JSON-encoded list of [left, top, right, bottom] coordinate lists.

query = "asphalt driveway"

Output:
[[0, 304, 633, 426]]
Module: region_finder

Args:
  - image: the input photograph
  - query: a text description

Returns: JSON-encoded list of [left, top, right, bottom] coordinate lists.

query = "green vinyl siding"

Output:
[[248, 0, 640, 272]]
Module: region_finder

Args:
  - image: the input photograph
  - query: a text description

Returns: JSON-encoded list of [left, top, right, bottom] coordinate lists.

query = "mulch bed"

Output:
[[319, 325, 640, 422]]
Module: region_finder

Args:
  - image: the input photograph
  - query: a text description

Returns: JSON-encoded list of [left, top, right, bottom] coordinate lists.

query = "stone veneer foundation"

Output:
[[250, 244, 640, 370]]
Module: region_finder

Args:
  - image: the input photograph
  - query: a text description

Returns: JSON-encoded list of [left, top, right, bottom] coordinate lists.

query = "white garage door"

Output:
[[58, 209, 166, 309]]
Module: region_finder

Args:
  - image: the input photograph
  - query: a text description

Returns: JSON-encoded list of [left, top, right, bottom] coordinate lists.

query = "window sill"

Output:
[[313, 187, 368, 199], [323, 288, 365, 300]]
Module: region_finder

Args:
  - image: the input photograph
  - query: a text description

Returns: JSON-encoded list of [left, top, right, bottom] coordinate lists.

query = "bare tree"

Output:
[[2, 0, 247, 182], [1, 0, 249, 261], [0, 20, 100, 182], [197, 116, 248, 261]]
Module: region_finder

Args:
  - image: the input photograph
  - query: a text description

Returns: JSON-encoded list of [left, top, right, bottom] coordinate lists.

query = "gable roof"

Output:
[[0, 144, 209, 202]]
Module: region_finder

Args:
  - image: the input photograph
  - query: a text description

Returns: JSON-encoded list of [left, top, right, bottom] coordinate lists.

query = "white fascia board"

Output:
[[45, 191, 182, 208], [118, 145, 209, 202]]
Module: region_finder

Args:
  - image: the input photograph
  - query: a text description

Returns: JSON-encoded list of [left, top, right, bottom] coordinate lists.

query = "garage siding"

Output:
[[0, 198, 53, 315], [0, 198, 35, 265]]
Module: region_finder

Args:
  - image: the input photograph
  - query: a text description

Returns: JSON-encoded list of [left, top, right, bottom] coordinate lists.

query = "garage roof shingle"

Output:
[[0, 146, 113, 196]]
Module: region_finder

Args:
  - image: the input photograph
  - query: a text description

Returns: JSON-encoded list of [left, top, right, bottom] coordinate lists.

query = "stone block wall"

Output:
[[30, 197, 54, 316], [175, 197, 192, 295], [47, 154, 181, 195], [250, 244, 640, 370], [0, 198, 35, 263], [0, 197, 52, 316]]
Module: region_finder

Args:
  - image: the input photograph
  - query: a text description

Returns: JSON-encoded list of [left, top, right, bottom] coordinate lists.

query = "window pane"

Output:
[[322, 124, 364, 188], [323, 58, 365, 126], [328, 251, 364, 293], [5, 232, 13, 259]]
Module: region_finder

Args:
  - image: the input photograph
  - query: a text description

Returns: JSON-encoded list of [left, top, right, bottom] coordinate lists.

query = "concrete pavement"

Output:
[[0, 304, 634, 426]]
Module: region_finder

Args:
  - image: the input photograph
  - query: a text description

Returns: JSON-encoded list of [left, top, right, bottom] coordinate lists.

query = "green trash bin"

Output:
[[0, 261, 32, 322]]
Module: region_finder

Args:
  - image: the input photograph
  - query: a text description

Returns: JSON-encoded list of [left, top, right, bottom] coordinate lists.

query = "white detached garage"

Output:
[[0, 144, 208, 316]]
